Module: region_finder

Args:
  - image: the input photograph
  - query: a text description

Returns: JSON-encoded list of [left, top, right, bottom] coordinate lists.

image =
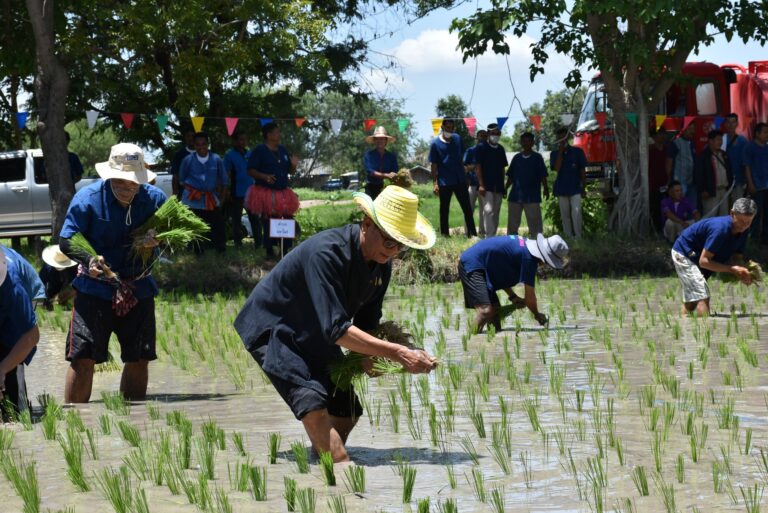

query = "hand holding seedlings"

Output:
[[395, 347, 437, 374], [88, 256, 116, 279]]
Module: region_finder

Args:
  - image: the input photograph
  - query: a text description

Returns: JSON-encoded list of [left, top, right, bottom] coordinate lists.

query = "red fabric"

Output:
[[648, 144, 668, 190], [244, 185, 300, 217], [184, 185, 217, 211]]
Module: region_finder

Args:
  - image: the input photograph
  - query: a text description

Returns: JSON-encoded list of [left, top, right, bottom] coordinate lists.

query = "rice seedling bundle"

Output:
[[389, 168, 414, 189], [720, 260, 764, 284], [70, 233, 117, 279], [131, 196, 209, 265]]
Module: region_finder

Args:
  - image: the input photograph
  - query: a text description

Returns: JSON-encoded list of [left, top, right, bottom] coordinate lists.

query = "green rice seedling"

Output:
[[446, 464, 457, 489], [296, 487, 317, 513], [249, 465, 268, 501], [613, 497, 637, 513], [407, 411, 423, 440], [630, 466, 649, 496], [646, 406, 660, 432], [712, 460, 728, 493], [319, 451, 336, 486], [639, 385, 656, 410], [575, 389, 585, 412], [0, 451, 40, 513], [523, 398, 541, 432], [652, 432, 664, 472], [176, 467, 198, 505], [176, 426, 192, 470], [98, 413, 112, 435], [756, 448, 768, 481], [227, 459, 251, 492], [41, 409, 58, 441], [467, 466, 486, 502], [387, 391, 401, 433], [615, 436, 625, 466], [519, 451, 533, 489], [195, 437, 216, 480], [343, 464, 366, 493], [459, 434, 480, 465], [117, 420, 141, 447], [416, 375, 430, 407], [231, 431, 246, 457], [437, 498, 458, 513], [101, 391, 130, 415], [0, 427, 14, 450], [717, 396, 736, 429], [417, 497, 430, 513], [489, 485, 505, 513], [676, 454, 685, 483], [267, 432, 281, 464], [201, 419, 226, 450], [123, 445, 150, 481], [94, 466, 133, 513], [291, 441, 310, 473], [741, 483, 764, 513], [284, 477, 297, 512], [145, 402, 161, 421], [469, 409, 486, 438], [428, 404, 441, 447], [59, 427, 89, 491], [327, 495, 347, 513], [196, 472, 213, 511], [401, 463, 417, 503], [743, 427, 753, 455], [489, 442, 512, 475], [214, 486, 233, 513]]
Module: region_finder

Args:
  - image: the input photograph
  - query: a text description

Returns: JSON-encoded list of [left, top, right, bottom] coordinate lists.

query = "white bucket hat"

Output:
[[42, 245, 77, 270], [0, 246, 6, 287], [525, 234, 569, 269], [95, 143, 156, 184]]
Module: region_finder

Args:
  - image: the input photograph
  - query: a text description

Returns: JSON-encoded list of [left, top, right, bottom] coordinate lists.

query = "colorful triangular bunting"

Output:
[[624, 112, 637, 127], [397, 118, 409, 133], [363, 119, 377, 132], [295, 117, 306, 128], [560, 114, 574, 126], [191, 116, 204, 133], [259, 118, 273, 127], [155, 114, 168, 133], [529, 115, 542, 132], [431, 118, 443, 136], [463, 117, 477, 137], [120, 113, 135, 130], [86, 110, 99, 129], [496, 117, 508, 131], [330, 119, 343, 135], [15, 112, 28, 129], [225, 117, 239, 136], [655, 115, 666, 129]]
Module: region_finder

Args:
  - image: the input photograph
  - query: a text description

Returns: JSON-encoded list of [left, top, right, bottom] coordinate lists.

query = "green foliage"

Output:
[[542, 182, 609, 236], [435, 94, 474, 151], [65, 120, 119, 176], [504, 87, 587, 152]]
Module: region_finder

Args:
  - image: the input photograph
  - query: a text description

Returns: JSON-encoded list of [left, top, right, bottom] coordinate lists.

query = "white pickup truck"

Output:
[[0, 149, 173, 238]]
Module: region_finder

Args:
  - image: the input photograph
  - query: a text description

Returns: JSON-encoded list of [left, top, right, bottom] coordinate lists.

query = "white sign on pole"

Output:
[[269, 219, 297, 239]]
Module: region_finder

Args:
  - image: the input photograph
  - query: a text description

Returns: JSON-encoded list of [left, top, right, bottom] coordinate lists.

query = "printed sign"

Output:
[[269, 218, 296, 239]]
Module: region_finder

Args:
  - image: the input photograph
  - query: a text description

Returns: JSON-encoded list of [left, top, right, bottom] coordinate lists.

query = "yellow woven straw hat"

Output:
[[353, 185, 436, 250]]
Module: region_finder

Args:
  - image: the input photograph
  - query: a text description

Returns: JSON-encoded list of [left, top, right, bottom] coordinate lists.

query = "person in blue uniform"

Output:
[[363, 126, 399, 199], [223, 130, 254, 247]]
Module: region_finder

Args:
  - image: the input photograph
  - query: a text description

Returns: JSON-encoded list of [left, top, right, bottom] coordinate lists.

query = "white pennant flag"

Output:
[[86, 110, 99, 129], [330, 118, 343, 135], [560, 114, 574, 126]]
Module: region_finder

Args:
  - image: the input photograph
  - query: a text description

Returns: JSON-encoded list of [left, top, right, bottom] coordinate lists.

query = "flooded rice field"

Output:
[[3, 277, 768, 512]]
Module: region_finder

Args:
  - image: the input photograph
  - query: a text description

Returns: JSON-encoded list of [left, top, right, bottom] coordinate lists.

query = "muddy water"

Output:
[[2, 278, 768, 512]]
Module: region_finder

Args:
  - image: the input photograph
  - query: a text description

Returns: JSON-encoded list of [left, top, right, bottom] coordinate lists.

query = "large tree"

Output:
[[451, 0, 768, 235], [435, 94, 474, 150], [504, 87, 586, 152]]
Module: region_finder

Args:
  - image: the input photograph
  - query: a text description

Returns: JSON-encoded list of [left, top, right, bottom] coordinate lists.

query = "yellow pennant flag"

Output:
[[431, 118, 443, 136], [191, 116, 205, 133], [655, 115, 667, 129]]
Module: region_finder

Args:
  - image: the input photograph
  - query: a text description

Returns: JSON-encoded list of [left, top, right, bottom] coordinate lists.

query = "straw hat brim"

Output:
[[365, 134, 396, 144], [525, 233, 565, 269], [95, 161, 156, 184], [353, 193, 436, 250], [42, 245, 77, 270]]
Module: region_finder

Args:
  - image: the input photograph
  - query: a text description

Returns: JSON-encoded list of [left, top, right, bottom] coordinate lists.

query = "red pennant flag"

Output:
[[120, 113, 135, 130], [463, 117, 477, 137], [595, 112, 607, 129], [295, 117, 306, 128], [529, 115, 542, 132], [225, 117, 239, 136], [682, 116, 696, 131], [363, 118, 377, 132]]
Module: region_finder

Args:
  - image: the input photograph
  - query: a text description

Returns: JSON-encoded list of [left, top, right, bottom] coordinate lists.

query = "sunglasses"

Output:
[[374, 224, 405, 250]]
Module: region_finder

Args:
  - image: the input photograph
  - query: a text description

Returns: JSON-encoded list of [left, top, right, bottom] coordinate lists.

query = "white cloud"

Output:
[[358, 67, 413, 95]]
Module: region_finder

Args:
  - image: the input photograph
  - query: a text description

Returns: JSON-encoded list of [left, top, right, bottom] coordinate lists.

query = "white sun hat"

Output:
[[95, 143, 156, 184], [42, 245, 77, 270], [525, 234, 569, 269]]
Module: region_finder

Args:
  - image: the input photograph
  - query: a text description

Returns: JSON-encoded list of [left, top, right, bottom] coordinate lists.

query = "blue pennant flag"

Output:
[[496, 117, 508, 131], [15, 112, 28, 129], [259, 118, 273, 127], [713, 116, 725, 129]]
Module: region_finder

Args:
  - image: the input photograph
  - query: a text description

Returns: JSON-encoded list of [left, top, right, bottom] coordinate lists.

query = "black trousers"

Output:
[[246, 213, 263, 249], [192, 208, 226, 253], [365, 183, 384, 199], [439, 184, 477, 237], [227, 198, 246, 246]]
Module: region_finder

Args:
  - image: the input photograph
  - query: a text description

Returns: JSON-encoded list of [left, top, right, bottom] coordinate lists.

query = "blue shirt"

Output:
[[463, 145, 480, 186], [744, 141, 768, 191], [460, 235, 539, 291], [248, 144, 292, 190], [551, 145, 587, 196], [2, 245, 45, 300], [673, 216, 748, 277], [476, 143, 508, 193], [0, 264, 37, 364], [180, 153, 228, 210], [363, 149, 398, 185], [507, 151, 548, 203], [429, 134, 465, 186], [60, 180, 167, 301], [725, 134, 748, 185], [224, 148, 254, 199]]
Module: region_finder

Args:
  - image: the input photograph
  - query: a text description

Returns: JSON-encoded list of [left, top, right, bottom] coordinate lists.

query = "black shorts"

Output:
[[66, 293, 157, 364], [459, 262, 499, 308], [248, 345, 363, 421]]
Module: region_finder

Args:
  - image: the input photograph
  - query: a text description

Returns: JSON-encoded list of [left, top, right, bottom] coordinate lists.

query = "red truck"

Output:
[[574, 60, 768, 194]]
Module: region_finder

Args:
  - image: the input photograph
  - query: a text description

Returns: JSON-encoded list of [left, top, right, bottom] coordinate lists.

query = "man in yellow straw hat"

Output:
[[235, 185, 437, 462], [363, 126, 399, 199]]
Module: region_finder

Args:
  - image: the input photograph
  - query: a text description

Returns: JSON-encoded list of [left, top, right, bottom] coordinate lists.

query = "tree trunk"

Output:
[[25, 0, 72, 243]]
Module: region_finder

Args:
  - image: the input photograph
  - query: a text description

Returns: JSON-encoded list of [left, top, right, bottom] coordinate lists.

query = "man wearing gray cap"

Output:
[[459, 233, 569, 333]]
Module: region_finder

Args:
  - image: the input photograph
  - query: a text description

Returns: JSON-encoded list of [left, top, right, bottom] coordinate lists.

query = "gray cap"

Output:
[[525, 234, 569, 269]]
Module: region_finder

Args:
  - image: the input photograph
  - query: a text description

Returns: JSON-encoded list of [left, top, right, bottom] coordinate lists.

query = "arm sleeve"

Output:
[[303, 249, 353, 345], [353, 268, 391, 332], [522, 260, 538, 287], [428, 142, 439, 164], [247, 148, 261, 172], [501, 147, 509, 167], [59, 197, 93, 266], [0, 283, 37, 351], [363, 151, 375, 178], [179, 156, 190, 184], [16, 258, 45, 301]]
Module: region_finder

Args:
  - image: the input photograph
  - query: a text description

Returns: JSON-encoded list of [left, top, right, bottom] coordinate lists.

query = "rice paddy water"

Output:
[[2, 277, 768, 511]]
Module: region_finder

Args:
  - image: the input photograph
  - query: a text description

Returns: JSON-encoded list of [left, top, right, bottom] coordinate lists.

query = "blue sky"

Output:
[[353, 2, 767, 141]]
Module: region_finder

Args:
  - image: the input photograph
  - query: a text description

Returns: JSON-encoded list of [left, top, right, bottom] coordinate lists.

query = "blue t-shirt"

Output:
[[60, 180, 167, 301], [673, 216, 748, 276], [180, 153, 228, 209], [2, 245, 45, 301], [551, 145, 587, 196], [744, 141, 768, 191], [363, 149, 398, 185], [429, 134, 465, 186], [507, 152, 548, 203], [0, 267, 37, 364], [725, 134, 748, 185], [476, 143, 508, 193], [460, 235, 539, 291], [248, 144, 292, 190], [224, 148, 254, 199], [463, 145, 480, 186]]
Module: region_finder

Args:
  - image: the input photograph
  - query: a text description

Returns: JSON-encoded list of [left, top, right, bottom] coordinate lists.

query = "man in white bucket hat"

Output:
[[235, 185, 438, 462], [40, 244, 78, 308], [459, 233, 569, 333], [59, 143, 167, 403], [0, 246, 41, 419], [363, 126, 399, 199]]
